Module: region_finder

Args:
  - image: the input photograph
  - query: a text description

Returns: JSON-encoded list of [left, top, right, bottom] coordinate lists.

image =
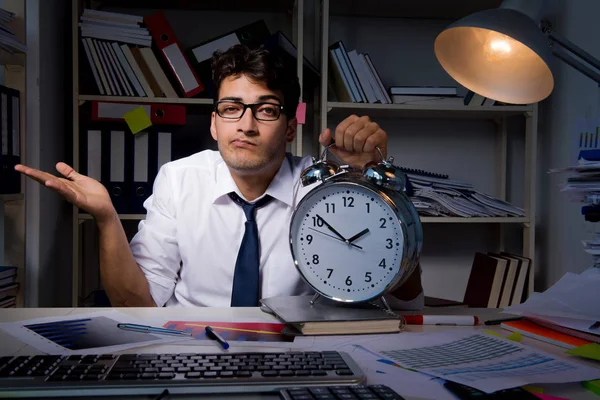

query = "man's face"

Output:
[[210, 74, 296, 175]]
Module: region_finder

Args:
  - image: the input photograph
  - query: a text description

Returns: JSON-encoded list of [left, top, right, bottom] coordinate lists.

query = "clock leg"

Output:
[[310, 293, 321, 305], [379, 296, 393, 313]]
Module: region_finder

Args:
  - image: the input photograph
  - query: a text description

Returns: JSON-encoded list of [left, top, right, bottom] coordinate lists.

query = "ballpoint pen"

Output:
[[205, 326, 230, 349], [117, 323, 193, 336]]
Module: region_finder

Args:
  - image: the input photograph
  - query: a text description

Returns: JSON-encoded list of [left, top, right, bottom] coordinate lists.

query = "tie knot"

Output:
[[229, 192, 273, 221]]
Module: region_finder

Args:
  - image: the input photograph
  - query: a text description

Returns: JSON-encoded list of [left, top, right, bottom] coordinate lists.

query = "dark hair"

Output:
[[211, 44, 300, 119]]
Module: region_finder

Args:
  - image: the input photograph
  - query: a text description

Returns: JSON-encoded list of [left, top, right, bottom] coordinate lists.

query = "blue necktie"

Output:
[[228, 192, 273, 307]]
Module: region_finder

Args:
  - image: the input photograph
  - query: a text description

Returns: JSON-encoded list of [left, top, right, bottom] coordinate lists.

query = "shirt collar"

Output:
[[211, 154, 295, 207]]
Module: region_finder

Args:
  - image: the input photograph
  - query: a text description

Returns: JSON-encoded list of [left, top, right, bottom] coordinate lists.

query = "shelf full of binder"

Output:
[[78, 9, 319, 101]]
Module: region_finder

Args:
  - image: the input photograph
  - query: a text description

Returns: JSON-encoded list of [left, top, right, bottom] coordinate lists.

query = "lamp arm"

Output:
[[542, 19, 600, 85], [550, 46, 600, 85]]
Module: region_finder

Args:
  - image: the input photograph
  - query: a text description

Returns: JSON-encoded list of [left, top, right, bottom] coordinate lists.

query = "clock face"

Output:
[[290, 182, 406, 302]]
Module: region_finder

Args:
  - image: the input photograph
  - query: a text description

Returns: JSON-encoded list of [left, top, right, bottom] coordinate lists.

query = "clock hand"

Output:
[[347, 228, 370, 244], [308, 227, 362, 249], [315, 214, 347, 242]]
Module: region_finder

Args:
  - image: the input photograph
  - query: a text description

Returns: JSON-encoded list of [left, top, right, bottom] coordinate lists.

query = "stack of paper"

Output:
[[0, 8, 26, 54], [549, 156, 600, 267], [503, 270, 600, 339], [406, 174, 525, 218], [549, 157, 600, 210]]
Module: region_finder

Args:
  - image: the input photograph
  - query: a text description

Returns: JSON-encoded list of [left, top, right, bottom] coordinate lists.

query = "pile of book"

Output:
[[404, 171, 525, 218], [501, 268, 600, 351], [0, 266, 17, 308], [0, 7, 26, 54], [463, 252, 532, 309]]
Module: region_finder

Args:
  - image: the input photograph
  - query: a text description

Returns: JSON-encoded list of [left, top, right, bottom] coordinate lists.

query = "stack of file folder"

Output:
[[549, 149, 600, 266]]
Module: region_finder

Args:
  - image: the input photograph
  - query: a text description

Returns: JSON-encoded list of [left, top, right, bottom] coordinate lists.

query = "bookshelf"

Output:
[[319, 0, 538, 301], [71, 0, 309, 306], [0, 0, 27, 308], [71, 0, 539, 305]]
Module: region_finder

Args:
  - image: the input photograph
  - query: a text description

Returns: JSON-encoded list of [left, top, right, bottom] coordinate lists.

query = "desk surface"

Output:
[[0, 307, 598, 400]]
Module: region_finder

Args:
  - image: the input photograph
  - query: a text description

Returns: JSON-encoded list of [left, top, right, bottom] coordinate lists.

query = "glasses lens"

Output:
[[254, 103, 281, 121], [217, 102, 244, 118]]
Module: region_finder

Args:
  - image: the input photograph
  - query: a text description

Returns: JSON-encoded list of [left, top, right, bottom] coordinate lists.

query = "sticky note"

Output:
[[296, 102, 306, 124], [506, 331, 522, 342], [533, 394, 569, 400], [485, 330, 521, 342], [124, 106, 152, 134], [566, 343, 600, 361], [583, 379, 600, 396], [523, 385, 544, 394]]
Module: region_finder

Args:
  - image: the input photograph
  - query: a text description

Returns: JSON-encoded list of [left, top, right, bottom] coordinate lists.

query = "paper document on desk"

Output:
[[503, 272, 600, 332], [309, 334, 458, 400], [359, 330, 600, 393], [0, 310, 192, 355]]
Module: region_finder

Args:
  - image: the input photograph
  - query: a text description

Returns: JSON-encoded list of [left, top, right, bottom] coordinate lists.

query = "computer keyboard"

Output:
[[280, 384, 405, 399], [0, 350, 365, 398]]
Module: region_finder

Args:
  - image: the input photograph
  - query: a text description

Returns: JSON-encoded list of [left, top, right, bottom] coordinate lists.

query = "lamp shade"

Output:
[[434, 8, 554, 104]]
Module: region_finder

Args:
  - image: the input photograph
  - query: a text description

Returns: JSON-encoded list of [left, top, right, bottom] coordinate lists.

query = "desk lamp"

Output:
[[433, 0, 600, 104]]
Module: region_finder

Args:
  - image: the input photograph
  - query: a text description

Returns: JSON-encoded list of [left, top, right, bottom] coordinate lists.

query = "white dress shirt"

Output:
[[130, 150, 423, 309]]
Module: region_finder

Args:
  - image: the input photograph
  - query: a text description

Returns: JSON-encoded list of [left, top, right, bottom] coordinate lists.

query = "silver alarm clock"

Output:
[[289, 144, 423, 311]]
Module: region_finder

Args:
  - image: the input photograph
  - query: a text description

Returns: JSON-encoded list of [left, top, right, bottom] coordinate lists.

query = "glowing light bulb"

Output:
[[484, 32, 514, 62]]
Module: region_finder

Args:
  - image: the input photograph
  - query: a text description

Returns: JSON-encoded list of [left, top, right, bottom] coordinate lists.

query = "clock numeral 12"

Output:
[[342, 196, 354, 207]]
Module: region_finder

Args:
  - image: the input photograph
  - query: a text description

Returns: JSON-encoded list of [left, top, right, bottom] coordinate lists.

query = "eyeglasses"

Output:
[[214, 100, 285, 121]]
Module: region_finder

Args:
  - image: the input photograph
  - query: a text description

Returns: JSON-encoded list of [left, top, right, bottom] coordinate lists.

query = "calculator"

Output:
[[279, 384, 405, 399]]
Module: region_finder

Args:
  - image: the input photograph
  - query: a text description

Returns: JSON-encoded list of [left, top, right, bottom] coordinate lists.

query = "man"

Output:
[[16, 44, 423, 309]]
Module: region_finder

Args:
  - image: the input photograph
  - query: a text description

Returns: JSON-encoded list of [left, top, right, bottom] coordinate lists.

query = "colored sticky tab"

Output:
[[566, 343, 600, 361], [522, 385, 544, 394], [583, 379, 600, 396], [124, 106, 152, 134], [533, 394, 569, 400], [506, 331, 522, 342], [296, 102, 306, 124], [485, 330, 521, 342]]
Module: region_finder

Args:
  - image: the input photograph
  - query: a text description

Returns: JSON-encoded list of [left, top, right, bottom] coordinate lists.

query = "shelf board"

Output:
[[92, 0, 294, 13], [327, 102, 533, 119], [420, 216, 528, 224], [1, 193, 24, 202], [329, 0, 502, 19], [78, 95, 213, 105], [78, 213, 527, 224]]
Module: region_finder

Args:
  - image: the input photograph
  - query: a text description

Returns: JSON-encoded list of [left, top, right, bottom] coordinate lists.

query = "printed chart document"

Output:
[[360, 330, 600, 393], [0, 310, 192, 355]]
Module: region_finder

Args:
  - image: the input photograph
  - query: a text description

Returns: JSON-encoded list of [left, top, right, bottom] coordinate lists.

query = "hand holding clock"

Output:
[[318, 114, 388, 169]]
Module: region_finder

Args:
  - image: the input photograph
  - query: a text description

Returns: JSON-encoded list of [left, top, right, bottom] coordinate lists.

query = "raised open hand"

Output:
[[15, 162, 116, 223]]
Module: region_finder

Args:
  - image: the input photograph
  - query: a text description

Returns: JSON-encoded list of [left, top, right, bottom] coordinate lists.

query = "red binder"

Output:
[[144, 11, 204, 97], [91, 101, 186, 125]]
